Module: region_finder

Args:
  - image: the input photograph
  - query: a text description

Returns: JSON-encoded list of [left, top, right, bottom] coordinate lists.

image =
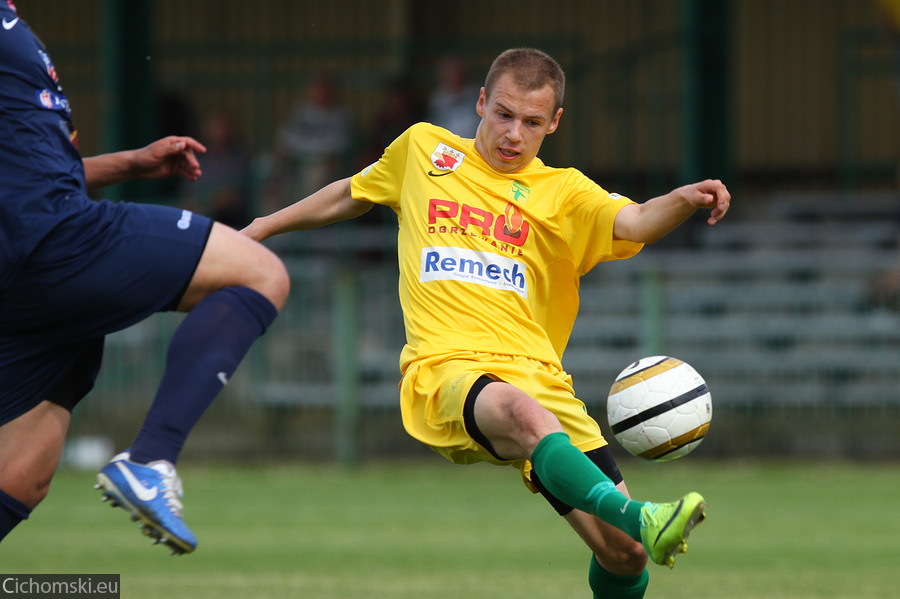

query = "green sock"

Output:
[[531, 432, 644, 540], [589, 555, 649, 599]]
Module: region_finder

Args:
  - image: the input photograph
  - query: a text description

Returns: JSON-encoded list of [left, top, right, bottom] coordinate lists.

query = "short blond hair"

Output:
[[484, 48, 565, 112]]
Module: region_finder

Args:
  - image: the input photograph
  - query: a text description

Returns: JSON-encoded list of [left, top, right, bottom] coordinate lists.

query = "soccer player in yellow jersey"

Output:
[[244, 48, 730, 598]]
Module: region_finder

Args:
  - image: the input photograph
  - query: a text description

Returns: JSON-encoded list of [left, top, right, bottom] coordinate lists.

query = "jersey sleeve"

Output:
[[561, 169, 643, 275], [350, 124, 415, 210]]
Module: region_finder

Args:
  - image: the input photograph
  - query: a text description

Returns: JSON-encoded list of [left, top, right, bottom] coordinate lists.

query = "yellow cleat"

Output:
[[640, 492, 707, 569]]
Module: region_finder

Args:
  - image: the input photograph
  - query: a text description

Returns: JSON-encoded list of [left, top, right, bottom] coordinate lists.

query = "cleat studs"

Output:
[[93, 471, 195, 555]]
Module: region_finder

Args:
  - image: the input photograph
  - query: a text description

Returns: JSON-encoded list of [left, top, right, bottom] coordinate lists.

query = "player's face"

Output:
[[474, 73, 563, 174]]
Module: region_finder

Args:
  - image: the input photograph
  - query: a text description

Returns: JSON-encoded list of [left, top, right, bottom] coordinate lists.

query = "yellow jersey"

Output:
[[351, 122, 643, 374]]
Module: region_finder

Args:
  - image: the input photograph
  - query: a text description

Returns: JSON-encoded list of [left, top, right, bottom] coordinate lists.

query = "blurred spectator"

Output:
[[870, 0, 900, 304], [354, 76, 424, 233], [876, 0, 900, 189], [178, 109, 252, 229], [426, 55, 480, 138], [263, 73, 354, 208], [356, 75, 424, 170]]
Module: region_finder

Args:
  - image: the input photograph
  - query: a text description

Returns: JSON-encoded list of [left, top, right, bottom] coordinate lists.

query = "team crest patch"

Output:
[[429, 143, 465, 176]]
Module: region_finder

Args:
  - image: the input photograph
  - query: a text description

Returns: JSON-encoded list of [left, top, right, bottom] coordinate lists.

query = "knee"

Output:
[[0, 403, 67, 509], [507, 396, 563, 448], [598, 538, 649, 576], [24, 476, 53, 509], [199, 224, 291, 311], [477, 392, 562, 460], [260, 252, 290, 310], [238, 245, 290, 311], [1, 464, 54, 510]]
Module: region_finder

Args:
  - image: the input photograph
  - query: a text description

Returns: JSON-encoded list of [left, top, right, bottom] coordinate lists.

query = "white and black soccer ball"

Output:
[[607, 356, 712, 462]]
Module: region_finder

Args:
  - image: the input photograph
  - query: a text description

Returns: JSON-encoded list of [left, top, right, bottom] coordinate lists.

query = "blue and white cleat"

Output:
[[95, 453, 196, 555]]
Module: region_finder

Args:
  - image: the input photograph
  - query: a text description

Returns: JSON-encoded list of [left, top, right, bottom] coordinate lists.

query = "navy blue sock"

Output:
[[0, 488, 31, 542], [130, 286, 278, 465]]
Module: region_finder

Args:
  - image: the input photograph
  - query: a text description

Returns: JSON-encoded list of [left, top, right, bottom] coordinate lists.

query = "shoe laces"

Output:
[[640, 501, 665, 529], [147, 461, 185, 516]]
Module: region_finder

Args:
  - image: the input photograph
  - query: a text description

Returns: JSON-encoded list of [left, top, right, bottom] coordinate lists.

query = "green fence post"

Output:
[[679, 0, 731, 184], [838, 32, 858, 191], [100, 0, 154, 201], [639, 268, 664, 357], [333, 249, 360, 467]]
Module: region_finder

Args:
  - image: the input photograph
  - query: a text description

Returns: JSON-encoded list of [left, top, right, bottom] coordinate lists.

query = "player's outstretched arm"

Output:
[[242, 177, 373, 242], [83, 136, 207, 191], [613, 179, 731, 244]]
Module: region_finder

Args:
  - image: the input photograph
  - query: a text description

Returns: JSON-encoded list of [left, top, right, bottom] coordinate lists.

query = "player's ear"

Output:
[[546, 107, 563, 134], [476, 87, 487, 118]]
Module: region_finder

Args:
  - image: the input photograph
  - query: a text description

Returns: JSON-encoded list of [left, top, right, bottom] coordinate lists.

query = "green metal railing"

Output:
[[72, 226, 900, 464]]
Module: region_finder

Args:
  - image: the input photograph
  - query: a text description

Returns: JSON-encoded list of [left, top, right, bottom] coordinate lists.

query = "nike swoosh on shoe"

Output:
[[114, 461, 159, 501]]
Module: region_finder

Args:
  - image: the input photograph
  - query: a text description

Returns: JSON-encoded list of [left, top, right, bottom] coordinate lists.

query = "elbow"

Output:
[[641, 231, 667, 245], [616, 225, 664, 245], [352, 199, 374, 218]]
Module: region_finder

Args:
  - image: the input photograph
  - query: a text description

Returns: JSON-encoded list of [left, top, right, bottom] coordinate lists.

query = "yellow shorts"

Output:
[[399, 350, 608, 491]]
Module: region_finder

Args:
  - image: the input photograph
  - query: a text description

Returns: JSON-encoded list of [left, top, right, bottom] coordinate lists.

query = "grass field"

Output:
[[1, 458, 896, 598]]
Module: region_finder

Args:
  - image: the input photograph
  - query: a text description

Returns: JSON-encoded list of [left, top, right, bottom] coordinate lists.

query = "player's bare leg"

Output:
[[176, 222, 290, 312], [565, 486, 650, 596], [566, 488, 648, 574], [95, 223, 289, 553], [0, 400, 69, 508], [0, 401, 70, 540], [473, 383, 648, 535]]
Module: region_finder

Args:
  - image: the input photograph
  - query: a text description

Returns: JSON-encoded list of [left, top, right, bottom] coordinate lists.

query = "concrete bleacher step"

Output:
[[697, 219, 898, 250], [763, 190, 900, 221]]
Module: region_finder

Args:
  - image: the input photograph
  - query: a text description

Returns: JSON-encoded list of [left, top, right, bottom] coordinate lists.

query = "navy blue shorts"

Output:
[[0, 199, 212, 424]]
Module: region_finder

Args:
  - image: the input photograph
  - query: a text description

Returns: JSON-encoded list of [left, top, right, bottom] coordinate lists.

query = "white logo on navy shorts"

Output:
[[177, 210, 192, 230]]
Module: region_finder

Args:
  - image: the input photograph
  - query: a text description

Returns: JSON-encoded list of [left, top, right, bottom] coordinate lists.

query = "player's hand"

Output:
[[131, 136, 207, 181], [680, 179, 731, 225]]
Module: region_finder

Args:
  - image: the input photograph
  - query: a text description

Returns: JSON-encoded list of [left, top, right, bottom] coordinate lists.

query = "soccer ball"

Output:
[[606, 356, 712, 462]]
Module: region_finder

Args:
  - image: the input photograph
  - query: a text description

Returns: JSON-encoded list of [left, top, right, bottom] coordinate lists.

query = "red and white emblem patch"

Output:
[[429, 143, 465, 174]]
